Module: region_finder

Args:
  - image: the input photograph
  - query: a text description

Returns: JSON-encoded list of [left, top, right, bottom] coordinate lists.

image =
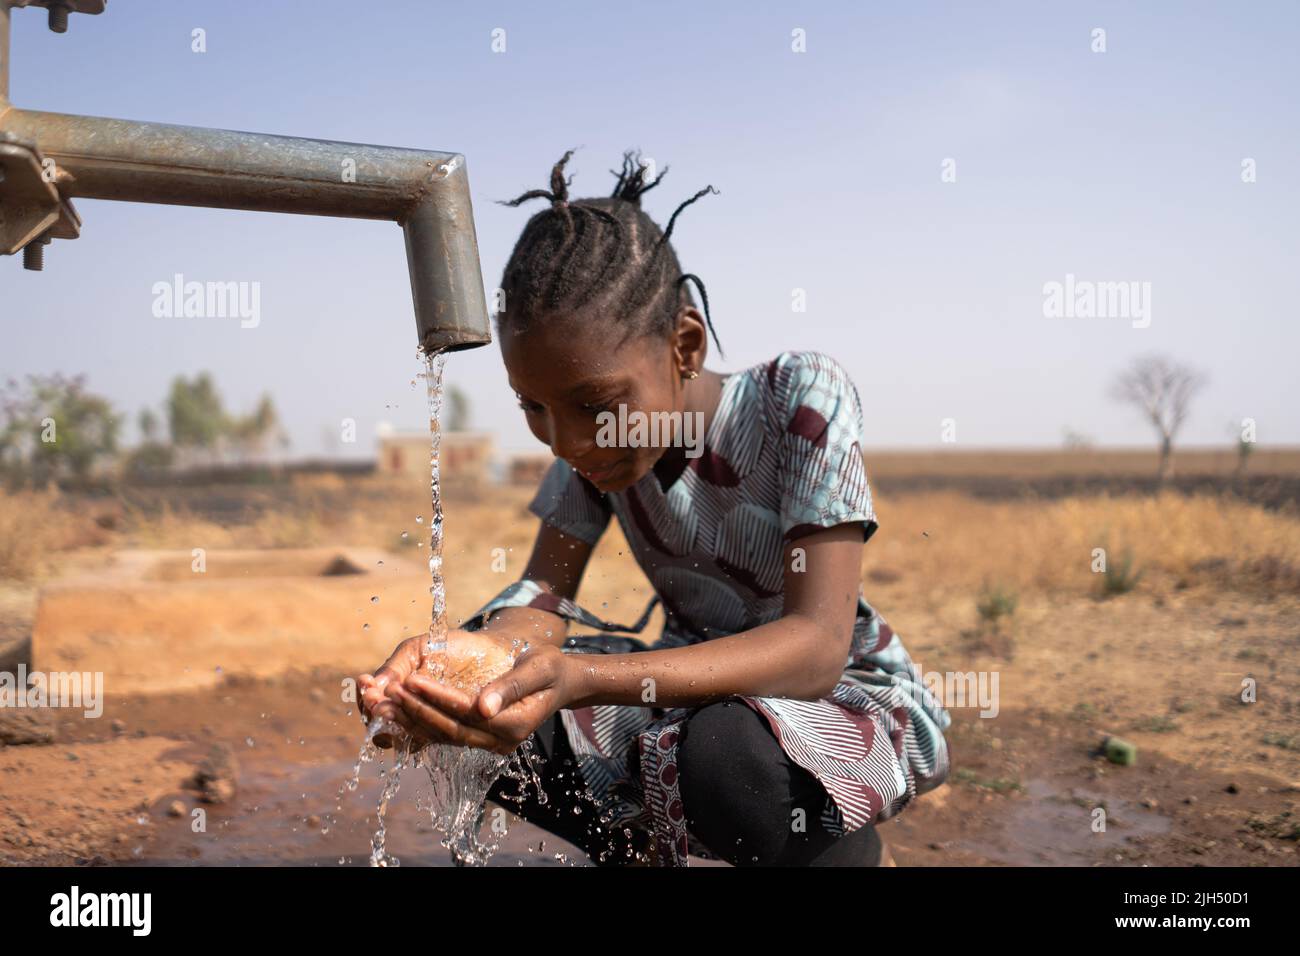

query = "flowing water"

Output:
[[350, 350, 546, 867]]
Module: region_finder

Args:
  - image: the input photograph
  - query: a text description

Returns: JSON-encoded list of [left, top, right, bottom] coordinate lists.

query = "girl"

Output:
[[359, 150, 951, 867]]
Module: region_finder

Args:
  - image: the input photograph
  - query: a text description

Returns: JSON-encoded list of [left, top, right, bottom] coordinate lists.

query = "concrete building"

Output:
[[377, 430, 494, 485], [507, 452, 553, 487]]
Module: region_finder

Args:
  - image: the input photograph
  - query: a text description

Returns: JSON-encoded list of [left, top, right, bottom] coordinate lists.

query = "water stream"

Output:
[[348, 350, 545, 867]]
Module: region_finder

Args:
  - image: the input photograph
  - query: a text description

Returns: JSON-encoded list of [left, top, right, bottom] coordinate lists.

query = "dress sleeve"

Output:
[[461, 457, 654, 635], [528, 457, 612, 546], [773, 351, 879, 543]]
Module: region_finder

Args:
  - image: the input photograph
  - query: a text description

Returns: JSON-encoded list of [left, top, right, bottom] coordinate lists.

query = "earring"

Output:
[[683, 369, 699, 380]]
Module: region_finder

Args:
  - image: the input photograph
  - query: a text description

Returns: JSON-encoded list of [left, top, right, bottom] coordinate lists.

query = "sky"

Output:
[[2, 0, 1297, 457]]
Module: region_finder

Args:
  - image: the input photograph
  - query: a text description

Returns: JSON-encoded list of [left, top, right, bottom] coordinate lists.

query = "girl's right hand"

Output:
[[358, 635, 423, 730]]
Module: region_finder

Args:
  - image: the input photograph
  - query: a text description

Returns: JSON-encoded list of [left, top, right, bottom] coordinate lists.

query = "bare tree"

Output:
[[1110, 355, 1207, 487]]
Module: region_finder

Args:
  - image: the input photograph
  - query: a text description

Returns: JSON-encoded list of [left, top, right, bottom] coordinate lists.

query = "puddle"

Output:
[[131, 753, 585, 867], [962, 777, 1172, 866]]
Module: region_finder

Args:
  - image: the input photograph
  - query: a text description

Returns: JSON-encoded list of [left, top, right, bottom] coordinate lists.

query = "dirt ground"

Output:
[[1, 475, 1298, 867], [2, 647, 1295, 867]]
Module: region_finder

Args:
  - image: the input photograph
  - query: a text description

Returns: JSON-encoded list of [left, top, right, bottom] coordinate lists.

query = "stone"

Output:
[[0, 707, 55, 746], [192, 743, 239, 805]]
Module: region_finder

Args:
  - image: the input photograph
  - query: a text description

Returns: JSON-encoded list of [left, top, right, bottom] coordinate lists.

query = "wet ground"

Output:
[[38, 675, 588, 867], [885, 708, 1297, 866], [2, 670, 1295, 867]]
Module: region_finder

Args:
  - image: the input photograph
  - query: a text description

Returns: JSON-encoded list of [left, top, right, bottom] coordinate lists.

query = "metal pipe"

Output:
[[0, 2, 491, 354], [3, 109, 459, 219], [0, 2, 11, 104]]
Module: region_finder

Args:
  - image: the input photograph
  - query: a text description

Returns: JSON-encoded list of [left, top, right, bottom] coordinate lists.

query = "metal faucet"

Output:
[[0, 0, 492, 354]]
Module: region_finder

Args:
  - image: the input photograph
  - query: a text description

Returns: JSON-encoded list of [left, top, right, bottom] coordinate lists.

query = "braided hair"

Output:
[[494, 149, 723, 356]]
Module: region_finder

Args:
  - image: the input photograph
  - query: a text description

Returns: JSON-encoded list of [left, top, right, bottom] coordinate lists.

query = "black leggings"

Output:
[[486, 697, 883, 867]]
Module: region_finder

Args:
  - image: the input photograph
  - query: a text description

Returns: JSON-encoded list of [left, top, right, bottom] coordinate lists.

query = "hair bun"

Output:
[[611, 149, 667, 206]]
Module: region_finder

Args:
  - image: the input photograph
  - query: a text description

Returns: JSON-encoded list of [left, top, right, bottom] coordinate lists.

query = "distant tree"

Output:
[[1110, 355, 1206, 487], [1062, 428, 1095, 451], [124, 441, 175, 476], [166, 373, 226, 463], [138, 407, 159, 443], [0, 374, 121, 484], [127, 406, 174, 475], [164, 376, 293, 467], [445, 384, 470, 432], [228, 393, 288, 462]]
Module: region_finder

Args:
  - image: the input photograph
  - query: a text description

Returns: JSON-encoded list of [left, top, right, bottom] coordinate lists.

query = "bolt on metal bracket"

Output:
[[10, 0, 106, 34]]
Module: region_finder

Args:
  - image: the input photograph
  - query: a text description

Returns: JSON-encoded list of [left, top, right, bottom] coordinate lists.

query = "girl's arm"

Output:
[[473, 520, 596, 648], [566, 523, 863, 707], [393, 523, 864, 754]]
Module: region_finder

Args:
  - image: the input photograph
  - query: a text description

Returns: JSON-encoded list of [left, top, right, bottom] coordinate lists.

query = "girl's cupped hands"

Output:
[[364, 636, 579, 757]]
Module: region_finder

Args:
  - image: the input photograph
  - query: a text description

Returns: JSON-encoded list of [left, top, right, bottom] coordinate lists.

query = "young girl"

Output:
[[359, 150, 951, 867]]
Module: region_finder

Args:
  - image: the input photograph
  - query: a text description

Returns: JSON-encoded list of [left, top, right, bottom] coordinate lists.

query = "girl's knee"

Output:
[[678, 699, 776, 787], [677, 700, 803, 862]]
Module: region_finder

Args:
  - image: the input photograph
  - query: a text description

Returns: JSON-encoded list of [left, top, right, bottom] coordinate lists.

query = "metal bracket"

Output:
[[9, 0, 106, 34], [0, 135, 81, 255]]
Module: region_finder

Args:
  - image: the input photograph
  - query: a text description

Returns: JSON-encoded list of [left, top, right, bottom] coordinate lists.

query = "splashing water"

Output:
[[354, 349, 544, 867]]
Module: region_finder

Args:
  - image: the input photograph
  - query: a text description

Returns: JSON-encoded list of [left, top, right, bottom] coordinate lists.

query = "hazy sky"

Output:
[[3, 0, 1296, 456]]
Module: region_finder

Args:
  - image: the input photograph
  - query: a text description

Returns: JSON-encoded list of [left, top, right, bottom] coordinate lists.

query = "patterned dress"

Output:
[[463, 350, 951, 866]]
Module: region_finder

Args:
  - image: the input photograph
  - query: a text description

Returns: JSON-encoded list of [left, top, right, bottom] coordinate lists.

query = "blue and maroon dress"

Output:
[[464, 350, 951, 866]]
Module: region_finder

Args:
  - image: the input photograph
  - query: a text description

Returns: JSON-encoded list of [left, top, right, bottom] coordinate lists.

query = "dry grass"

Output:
[[863, 446, 1300, 478], [120, 501, 237, 550], [868, 489, 1300, 602], [0, 487, 91, 582], [6, 474, 1300, 609]]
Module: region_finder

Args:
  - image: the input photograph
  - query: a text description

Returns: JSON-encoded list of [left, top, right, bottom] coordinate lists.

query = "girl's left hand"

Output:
[[387, 644, 579, 756]]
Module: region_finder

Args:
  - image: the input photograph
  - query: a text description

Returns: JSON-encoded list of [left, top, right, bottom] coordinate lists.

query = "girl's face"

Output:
[[500, 310, 704, 493]]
